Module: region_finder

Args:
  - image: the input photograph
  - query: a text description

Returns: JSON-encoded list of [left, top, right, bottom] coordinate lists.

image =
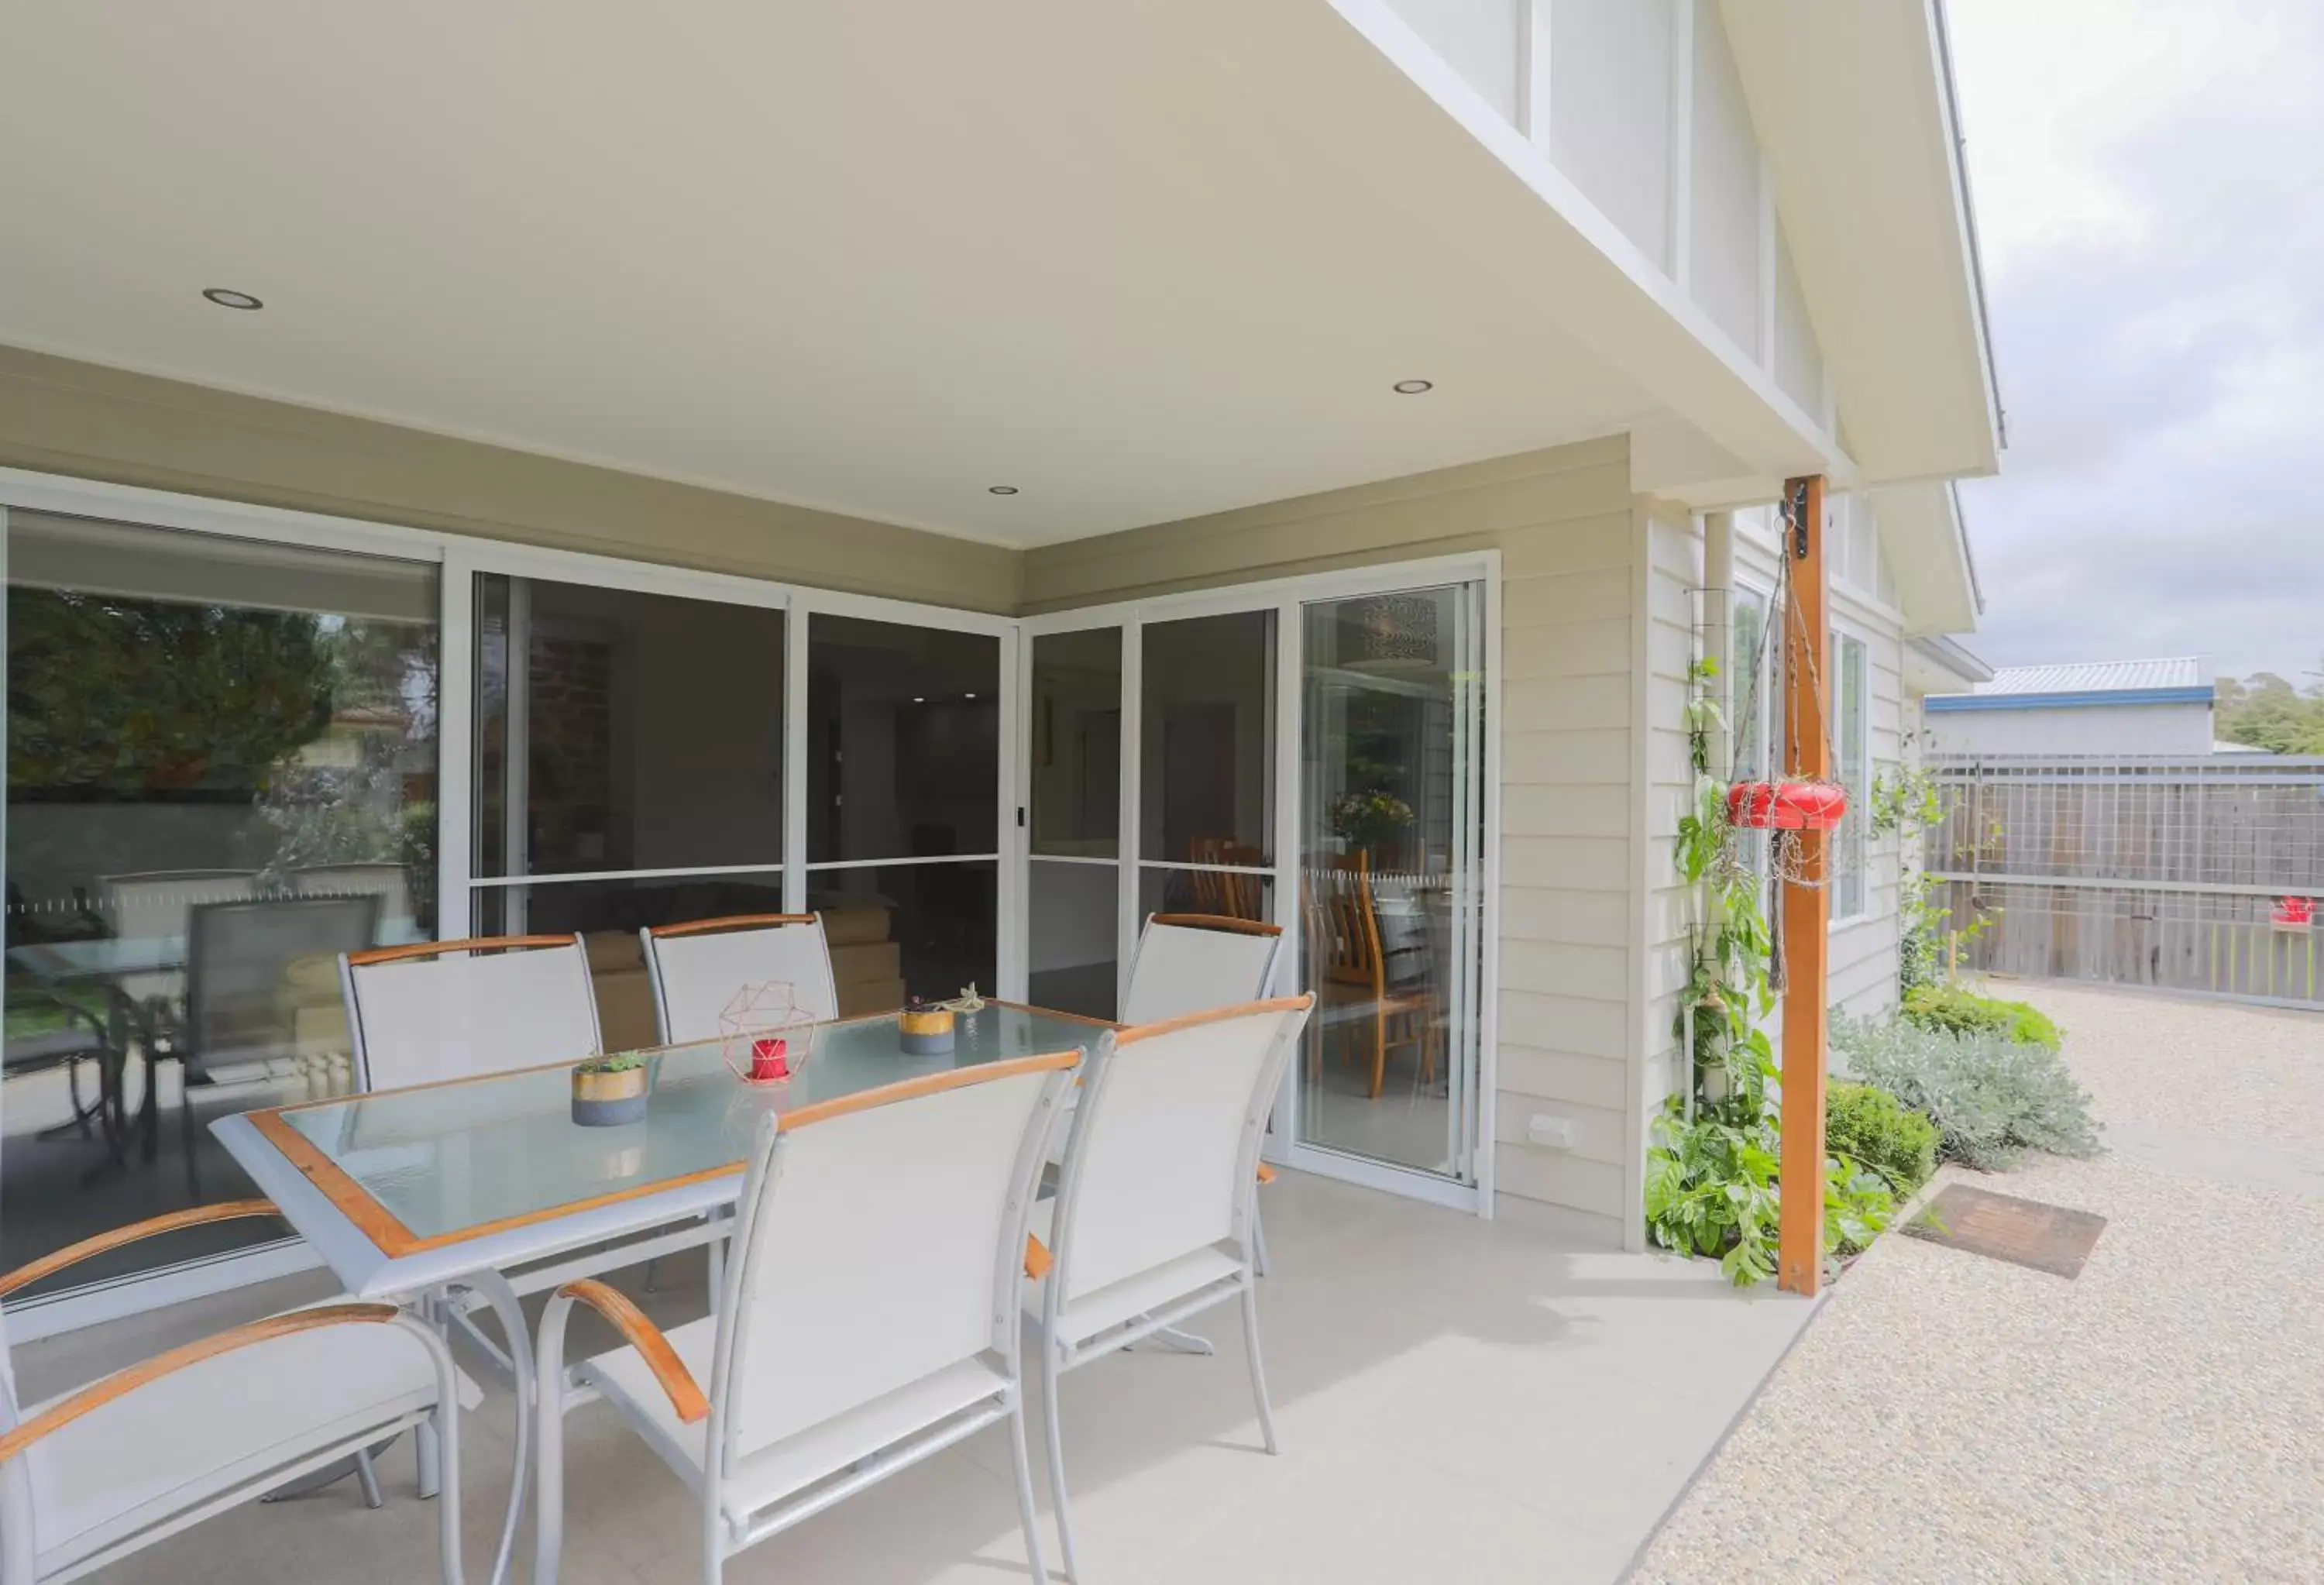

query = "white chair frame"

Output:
[[641, 913, 840, 1047], [0, 1202, 473, 1585], [531, 1056, 1077, 1585], [1032, 995, 1312, 1580]]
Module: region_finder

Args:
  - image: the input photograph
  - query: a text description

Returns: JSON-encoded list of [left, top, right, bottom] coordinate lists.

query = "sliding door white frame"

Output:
[[1017, 549, 1501, 1216]]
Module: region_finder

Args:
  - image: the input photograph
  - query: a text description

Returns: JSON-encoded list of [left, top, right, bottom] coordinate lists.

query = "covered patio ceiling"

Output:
[[1, 1, 1841, 549]]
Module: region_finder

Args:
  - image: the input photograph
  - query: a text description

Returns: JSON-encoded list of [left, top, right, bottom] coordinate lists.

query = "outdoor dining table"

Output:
[[211, 999, 1108, 1585]]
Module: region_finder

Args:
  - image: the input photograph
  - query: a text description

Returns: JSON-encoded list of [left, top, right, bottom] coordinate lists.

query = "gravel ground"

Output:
[[1633, 980, 2324, 1584]]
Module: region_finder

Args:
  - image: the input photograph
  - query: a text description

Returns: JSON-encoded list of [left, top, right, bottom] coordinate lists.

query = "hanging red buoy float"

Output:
[[2271, 896, 2315, 932], [1726, 779, 1849, 832]]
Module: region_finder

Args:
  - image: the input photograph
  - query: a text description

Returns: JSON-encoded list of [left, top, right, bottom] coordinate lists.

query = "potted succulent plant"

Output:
[[571, 1050, 651, 1126]]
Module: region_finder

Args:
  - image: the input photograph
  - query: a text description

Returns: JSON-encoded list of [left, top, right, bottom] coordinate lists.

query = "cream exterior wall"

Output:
[[6, 341, 1944, 1247], [1028, 436, 1651, 1248], [0, 347, 1022, 614]]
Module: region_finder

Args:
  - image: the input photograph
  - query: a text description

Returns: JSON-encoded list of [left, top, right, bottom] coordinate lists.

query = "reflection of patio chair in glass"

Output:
[[97, 869, 260, 1008], [1301, 853, 1438, 1100], [1188, 837, 1267, 920], [164, 895, 381, 1199], [294, 862, 414, 933], [2, 986, 115, 1149]]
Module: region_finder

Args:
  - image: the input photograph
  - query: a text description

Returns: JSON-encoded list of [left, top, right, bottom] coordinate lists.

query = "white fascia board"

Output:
[[1716, 0, 2002, 484], [1314, 0, 1851, 484], [1871, 480, 1978, 638]]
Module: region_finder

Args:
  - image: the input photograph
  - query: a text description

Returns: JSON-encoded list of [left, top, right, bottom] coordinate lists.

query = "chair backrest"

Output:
[[1050, 997, 1311, 1302], [1119, 913, 1284, 1025], [1304, 853, 1386, 994], [640, 914, 839, 1046], [187, 895, 381, 1074], [293, 863, 412, 934], [1184, 838, 1267, 921], [98, 869, 259, 947], [709, 1054, 1077, 1466], [340, 934, 600, 1092]]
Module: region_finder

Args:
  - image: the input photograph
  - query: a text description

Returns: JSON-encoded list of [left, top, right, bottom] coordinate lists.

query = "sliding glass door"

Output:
[[1026, 627, 1122, 1019], [803, 613, 1002, 1009], [4, 510, 440, 1299], [1018, 570, 1489, 1199], [1294, 586, 1485, 1181]]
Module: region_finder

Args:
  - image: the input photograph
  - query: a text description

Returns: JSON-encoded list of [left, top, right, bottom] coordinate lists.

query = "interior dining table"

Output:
[[211, 999, 1110, 1585]]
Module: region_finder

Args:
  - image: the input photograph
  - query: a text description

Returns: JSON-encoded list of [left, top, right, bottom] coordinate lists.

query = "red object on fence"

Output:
[[2272, 896, 2315, 931], [749, 1037, 790, 1081], [1726, 779, 1849, 832]]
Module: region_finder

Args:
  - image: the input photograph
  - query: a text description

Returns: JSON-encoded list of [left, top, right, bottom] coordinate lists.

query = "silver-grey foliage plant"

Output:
[[1831, 1015, 2102, 1170]]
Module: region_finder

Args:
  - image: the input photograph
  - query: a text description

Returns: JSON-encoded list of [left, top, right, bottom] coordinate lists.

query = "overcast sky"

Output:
[[1945, 0, 2324, 684]]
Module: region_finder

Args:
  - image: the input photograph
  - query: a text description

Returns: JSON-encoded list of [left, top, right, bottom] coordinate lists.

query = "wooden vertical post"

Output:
[[1777, 474, 1831, 1296]]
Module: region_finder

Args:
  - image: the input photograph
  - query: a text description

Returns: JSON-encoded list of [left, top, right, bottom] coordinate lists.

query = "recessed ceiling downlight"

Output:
[[202, 287, 264, 311], [988, 485, 1019, 496], [1392, 379, 1433, 394]]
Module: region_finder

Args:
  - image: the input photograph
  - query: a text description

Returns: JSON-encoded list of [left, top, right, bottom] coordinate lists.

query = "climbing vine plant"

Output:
[[1645, 655, 1894, 1285]]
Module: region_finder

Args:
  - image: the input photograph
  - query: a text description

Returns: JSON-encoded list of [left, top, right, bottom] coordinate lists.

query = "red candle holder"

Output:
[[748, 1037, 789, 1082]]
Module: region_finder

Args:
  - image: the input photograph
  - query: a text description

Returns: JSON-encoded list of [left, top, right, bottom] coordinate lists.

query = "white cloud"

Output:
[[1947, 0, 2324, 682]]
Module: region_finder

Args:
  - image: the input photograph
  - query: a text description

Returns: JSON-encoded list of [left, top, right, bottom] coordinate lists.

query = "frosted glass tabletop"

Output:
[[251, 1003, 1103, 1257]]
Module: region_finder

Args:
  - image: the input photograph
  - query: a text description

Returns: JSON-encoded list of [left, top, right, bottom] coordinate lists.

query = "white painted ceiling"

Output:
[[0, 1, 1666, 547]]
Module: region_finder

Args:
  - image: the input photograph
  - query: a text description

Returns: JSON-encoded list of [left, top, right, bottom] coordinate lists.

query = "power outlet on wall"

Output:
[[1526, 1114, 1577, 1150]]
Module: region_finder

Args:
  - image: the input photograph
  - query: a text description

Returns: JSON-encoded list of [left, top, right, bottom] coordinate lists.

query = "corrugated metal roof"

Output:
[[1978, 658, 2205, 696]]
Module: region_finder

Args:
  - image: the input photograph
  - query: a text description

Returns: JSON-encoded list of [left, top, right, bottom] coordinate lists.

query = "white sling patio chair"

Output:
[[0, 1202, 474, 1585], [1027, 994, 1312, 1581], [340, 933, 715, 1370], [1113, 913, 1290, 1276], [1119, 913, 1284, 1023], [641, 913, 840, 1046], [339, 933, 602, 1092], [531, 1052, 1078, 1585]]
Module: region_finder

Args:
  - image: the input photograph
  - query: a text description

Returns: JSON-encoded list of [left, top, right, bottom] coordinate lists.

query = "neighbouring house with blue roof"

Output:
[[1924, 657, 2217, 755]]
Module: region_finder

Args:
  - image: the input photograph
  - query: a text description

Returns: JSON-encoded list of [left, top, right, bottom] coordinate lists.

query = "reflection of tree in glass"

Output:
[[1330, 690, 1418, 863], [9, 591, 333, 796], [7, 589, 438, 922]]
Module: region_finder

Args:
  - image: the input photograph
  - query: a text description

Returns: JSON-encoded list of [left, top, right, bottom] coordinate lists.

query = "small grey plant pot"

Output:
[[572, 1065, 650, 1127], [899, 1007, 956, 1056]]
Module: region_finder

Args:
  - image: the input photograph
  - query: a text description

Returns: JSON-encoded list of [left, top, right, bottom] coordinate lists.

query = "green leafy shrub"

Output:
[[1833, 1016, 2101, 1170], [1903, 985, 2062, 1054], [1827, 1081, 1939, 1196]]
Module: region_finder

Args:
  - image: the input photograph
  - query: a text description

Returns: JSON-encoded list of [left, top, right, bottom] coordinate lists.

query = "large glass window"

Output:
[[469, 573, 789, 1046], [1026, 628, 1120, 1018], [1140, 610, 1274, 921], [5, 513, 438, 1295], [1294, 586, 1484, 1180], [806, 614, 1000, 1006]]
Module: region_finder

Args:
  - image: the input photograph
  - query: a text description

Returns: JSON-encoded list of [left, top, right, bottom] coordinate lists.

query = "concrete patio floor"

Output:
[[23, 1171, 1817, 1585]]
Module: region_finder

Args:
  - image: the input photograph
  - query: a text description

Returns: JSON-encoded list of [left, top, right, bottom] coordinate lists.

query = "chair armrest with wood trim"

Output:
[[0, 1200, 285, 1300], [0, 1303, 402, 1465], [555, 1279, 709, 1424]]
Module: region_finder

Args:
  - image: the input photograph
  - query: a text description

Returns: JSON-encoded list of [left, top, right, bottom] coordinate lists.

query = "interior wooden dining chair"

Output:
[[339, 934, 602, 1092], [1026, 995, 1312, 1582], [641, 914, 839, 1046], [0, 1202, 476, 1585], [1186, 837, 1268, 921], [1301, 853, 1439, 1099], [530, 1054, 1078, 1585]]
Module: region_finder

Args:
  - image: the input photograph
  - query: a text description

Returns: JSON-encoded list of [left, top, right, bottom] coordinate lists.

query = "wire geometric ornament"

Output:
[[719, 980, 813, 1084]]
